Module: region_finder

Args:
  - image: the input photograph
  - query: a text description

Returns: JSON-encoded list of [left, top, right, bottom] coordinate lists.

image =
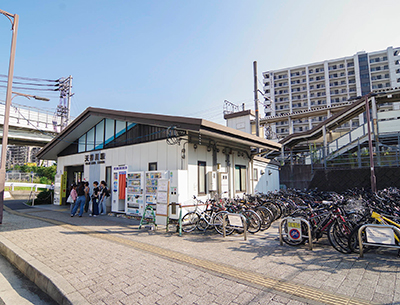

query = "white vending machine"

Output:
[[144, 171, 166, 217], [125, 172, 145, 216], [111, 165, 128, 213]]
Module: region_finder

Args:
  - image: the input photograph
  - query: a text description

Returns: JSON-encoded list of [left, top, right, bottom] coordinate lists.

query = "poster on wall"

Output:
[[156, 179, 169, 216], [54, 174, 61, 205]]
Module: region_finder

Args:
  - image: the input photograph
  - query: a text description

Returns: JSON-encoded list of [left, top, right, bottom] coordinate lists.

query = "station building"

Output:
[[37, 107, 281, 224]]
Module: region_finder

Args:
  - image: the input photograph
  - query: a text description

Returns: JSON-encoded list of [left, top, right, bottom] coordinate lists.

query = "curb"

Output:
[[0, 232, 89, 305]]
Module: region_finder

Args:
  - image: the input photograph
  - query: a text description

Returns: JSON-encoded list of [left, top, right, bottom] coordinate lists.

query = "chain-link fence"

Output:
[[6, 172, 38, 182]]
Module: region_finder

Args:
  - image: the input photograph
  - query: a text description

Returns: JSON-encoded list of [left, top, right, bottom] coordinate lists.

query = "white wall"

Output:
[[57, 139, 280, 204], [253, 159, 280, 193], [226, 114, 254, 134]]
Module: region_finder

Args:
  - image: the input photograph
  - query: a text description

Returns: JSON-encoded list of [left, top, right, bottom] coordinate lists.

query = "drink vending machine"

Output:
[[125, 172, 145, 216], [111, 166, 128, 213], [144, 171, 166, 217]]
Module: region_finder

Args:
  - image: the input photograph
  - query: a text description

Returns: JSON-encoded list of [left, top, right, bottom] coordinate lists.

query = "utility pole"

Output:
[[253, 61, 260, 137], [66, 75, 72, 125], [55, 76, 73, 131], [365, 95, 377, 193], [0, 9, 18, 225]]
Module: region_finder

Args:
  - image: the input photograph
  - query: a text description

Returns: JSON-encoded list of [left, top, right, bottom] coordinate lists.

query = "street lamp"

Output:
[[0, 8, 18, 225], [11, 91, 50, 102]]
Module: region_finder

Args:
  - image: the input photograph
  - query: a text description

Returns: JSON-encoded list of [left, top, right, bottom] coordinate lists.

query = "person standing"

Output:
[[90, 181, 100, 217], [84, 181, 90, 213], [98, 180, 109, 215], [71, 182, 86, 217], [69, 184, 77, 212]]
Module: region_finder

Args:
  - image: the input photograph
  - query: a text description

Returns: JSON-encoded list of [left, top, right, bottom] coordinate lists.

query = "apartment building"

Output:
[[6, 145, 41, 168], [262, 46, 400, 140]]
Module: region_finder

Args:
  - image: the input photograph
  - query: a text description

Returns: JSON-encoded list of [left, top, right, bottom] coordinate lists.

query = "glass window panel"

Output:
[[198, 161, 206, 194], [95, 120, 104, 149], [87, 127, 95, 151], [78, 134, 86, 153], [104, 119, 115, 145], [148, 162, 157, 171], [115, 120, 126, 138], [241, 167, 247, 191], [235, 165, 246, 192], [235, 166, 240, 191]]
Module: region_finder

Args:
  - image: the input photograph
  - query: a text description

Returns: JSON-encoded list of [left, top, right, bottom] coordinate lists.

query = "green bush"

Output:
[[39, 177, 51, 184], [29, 190, 54, 205]]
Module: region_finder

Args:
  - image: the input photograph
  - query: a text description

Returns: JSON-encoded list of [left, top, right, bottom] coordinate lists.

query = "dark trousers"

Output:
[[92, 197, 99, 215], [84, 195, 90, 212]]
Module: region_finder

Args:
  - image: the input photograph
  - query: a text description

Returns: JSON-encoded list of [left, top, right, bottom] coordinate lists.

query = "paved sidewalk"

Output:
[[0, 252, 57, 305], [0, 202, 399, 304]]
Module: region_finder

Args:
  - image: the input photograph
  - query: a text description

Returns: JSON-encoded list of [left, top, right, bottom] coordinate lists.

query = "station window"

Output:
[[198, 161, 206, 194], [78, 134, 86, 153], [104, 119, 115, 145], [148, 162, 157, 171], [95, 119, 104, 149], [235, 165, 246, 192], [86, 127, 95, 151]]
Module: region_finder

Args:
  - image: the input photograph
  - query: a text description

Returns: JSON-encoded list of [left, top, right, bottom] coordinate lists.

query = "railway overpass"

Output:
[[0, 101, 60, 147]]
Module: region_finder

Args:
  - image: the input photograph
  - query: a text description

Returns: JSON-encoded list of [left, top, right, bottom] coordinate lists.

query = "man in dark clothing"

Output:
[[90, 181, 100, 217]]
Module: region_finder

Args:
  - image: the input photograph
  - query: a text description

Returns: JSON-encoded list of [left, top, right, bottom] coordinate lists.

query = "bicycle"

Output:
[[181, 197, 229, 234], [348, 209, 400, 253]]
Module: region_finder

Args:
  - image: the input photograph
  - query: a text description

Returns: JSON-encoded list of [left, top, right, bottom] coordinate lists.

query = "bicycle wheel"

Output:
[[213, 211, 234, 235], [242, 210, 262, 234], [255, 206, 274, 231], [181, 212, 200, 233], [197, 215, 210, 231], [347, 224, 371, 253], [280, 217, 308, 246], [327, 219, 354, 254]]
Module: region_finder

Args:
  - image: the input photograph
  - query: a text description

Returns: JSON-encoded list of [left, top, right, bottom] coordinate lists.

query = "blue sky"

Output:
[[1, 0, 399, 125]]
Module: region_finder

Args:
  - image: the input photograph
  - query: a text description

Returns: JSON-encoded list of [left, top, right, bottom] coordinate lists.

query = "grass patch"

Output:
[[5, 186, 47, 191]]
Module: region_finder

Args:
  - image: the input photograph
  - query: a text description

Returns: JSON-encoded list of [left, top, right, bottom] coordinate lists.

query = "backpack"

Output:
[[104, 187, 110, 198]]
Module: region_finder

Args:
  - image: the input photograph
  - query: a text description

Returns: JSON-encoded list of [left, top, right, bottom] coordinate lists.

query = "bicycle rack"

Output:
[[222, 213, 248, 241], [358, 224, 400, 258], [279, 217, 313, 250]]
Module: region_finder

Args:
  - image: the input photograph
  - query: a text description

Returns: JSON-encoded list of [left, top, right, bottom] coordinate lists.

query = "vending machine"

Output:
[[125, 171, 145, 216], [111, 165, 128, 213], [144, 171, 166, 217]]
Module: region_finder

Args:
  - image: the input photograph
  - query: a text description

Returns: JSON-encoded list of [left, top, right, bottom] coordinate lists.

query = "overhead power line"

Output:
[[0, 74, 58, 82]]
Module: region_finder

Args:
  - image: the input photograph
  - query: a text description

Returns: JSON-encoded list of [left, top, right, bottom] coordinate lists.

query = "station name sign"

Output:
[[84, 152, 106, 165]]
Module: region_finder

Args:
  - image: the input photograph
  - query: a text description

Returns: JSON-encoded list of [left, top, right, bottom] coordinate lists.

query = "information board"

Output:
[[228, 214, 243, 227], [366, 227, 395, 245]]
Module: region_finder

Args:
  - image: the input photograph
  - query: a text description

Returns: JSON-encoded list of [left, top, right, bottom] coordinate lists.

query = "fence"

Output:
[[278, 135, 400, 171], [6, 172, 38, 182], [5, 182, 52, 191]]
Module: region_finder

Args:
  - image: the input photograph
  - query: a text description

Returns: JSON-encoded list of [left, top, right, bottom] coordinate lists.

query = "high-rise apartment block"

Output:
[[262, 46, 400, 140]]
